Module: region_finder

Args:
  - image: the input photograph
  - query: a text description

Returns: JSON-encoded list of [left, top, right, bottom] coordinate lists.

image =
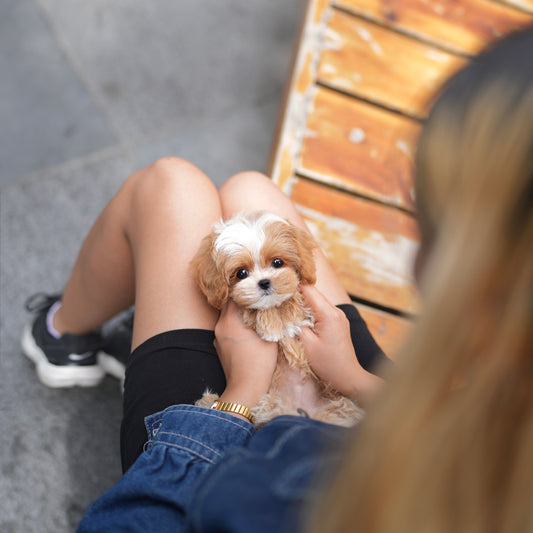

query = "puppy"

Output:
[[192, 211, 363, 427]]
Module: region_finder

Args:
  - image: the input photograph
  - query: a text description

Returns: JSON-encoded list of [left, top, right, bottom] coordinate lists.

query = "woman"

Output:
[[24, 26, 533, 532], [23, 98, 388, 533]]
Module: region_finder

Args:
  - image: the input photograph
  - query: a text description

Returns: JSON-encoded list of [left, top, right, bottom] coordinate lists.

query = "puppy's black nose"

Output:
[[258, 279, 271, 291]]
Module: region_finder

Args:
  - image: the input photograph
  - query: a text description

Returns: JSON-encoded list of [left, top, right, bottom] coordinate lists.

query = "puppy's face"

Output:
[[192, 212, 316, 310]]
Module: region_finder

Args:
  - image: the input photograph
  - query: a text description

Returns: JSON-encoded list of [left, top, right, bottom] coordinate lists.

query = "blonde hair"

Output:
[[311, 27, 533, 533]]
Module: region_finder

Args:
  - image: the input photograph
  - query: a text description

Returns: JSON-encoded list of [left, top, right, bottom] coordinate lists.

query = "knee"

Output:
[[146, 157, 212, 191], [110, 158, 221, 253], [219, 171, 273, 209], [219, 170, 297, 219], [128, 157, 216, 206], [220, 171, 271, 195]]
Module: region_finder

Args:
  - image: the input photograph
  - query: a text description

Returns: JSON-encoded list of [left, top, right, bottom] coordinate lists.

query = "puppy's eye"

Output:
[[236, 269, 249, 280], [271, 258, 284, 269]]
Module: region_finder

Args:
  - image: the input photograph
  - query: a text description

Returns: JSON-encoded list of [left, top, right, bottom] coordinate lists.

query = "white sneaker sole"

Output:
[[21, 323, 105, 388], [97, 352, 126, 391]]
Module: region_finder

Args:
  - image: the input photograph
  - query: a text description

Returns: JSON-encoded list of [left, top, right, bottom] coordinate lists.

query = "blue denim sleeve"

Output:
[[77, 405, 255, 533]]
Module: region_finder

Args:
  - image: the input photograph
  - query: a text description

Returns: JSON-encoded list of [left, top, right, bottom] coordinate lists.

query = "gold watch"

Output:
[[211, 400, 254, 423]]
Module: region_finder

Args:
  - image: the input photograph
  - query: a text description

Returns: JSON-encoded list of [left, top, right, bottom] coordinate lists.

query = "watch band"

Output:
[[211, 400, 254, 423]]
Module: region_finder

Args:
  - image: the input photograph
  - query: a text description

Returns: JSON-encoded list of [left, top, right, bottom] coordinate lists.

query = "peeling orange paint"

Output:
[[276, 147, 295, 190], [313, 0, 331, 24], [296, 51, 314, 95], [334, 0, 532, 55], [292, 178, 420, 314], [318, 12, 468, 118], [299, 87, 420, 211]]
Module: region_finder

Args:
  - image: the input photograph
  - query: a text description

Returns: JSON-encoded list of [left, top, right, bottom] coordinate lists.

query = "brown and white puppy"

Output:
[[192, 211, 363, 427]]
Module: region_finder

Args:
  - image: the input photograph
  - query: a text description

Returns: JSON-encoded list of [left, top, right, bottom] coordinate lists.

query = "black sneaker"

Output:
[[98, 308, 134, 385], [21, 293, 105, 388]]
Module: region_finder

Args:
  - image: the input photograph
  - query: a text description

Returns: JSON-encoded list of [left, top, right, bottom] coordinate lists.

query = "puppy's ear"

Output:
[[191, 233, 228, 310], [293, 226, 317, 285]]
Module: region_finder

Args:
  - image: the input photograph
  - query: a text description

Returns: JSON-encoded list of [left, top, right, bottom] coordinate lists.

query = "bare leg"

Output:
[[218, 171, 351, 306], [53, 157, 221, 350]]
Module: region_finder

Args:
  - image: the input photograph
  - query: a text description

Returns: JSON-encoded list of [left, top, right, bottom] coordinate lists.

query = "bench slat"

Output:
[[292, 178, 420, 314], [318, 11, 468, 117], [334, 0, 533, 54], [299, 87, 420, 210]]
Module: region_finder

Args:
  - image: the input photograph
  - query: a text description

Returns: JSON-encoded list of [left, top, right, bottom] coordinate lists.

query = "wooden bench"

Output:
[[268, 0, 533, 357]]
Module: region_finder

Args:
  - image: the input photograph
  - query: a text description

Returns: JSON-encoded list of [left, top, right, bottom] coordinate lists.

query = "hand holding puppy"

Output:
[[215, 299, 278, 409], [299, 285, 383, 406], [193, 211, 364, 426]]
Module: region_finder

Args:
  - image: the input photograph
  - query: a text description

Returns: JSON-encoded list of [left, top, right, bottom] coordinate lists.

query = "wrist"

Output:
[[218, 383, 266, 409], [214, 387, 263, 423], [346, 370, 383, 406]]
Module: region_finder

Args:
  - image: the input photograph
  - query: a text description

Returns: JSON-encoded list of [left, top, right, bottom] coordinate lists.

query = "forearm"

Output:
[[213, 299, 278, 421]]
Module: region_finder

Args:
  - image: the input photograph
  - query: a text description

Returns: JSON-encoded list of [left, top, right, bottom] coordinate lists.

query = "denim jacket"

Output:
[[77, 404, 349, 532]]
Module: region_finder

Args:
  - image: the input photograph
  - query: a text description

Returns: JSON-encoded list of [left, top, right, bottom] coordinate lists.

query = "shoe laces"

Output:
[[24, 292, 62, 313]]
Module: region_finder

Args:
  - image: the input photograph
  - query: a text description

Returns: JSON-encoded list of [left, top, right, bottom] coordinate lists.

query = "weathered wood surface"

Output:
[[270, 0, 533, 188], [318, 11, 468, 117], [299, 87, 420, 210], [334, 0, 533, 54], [268, 0, 532, 355], [269, 0, 332, 191], [501, 0, 533, 13], [291, 178, 420, 314]]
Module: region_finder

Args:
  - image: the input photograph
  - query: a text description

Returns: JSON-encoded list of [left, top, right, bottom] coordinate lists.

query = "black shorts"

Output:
[[120, 304, 391, 472]]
